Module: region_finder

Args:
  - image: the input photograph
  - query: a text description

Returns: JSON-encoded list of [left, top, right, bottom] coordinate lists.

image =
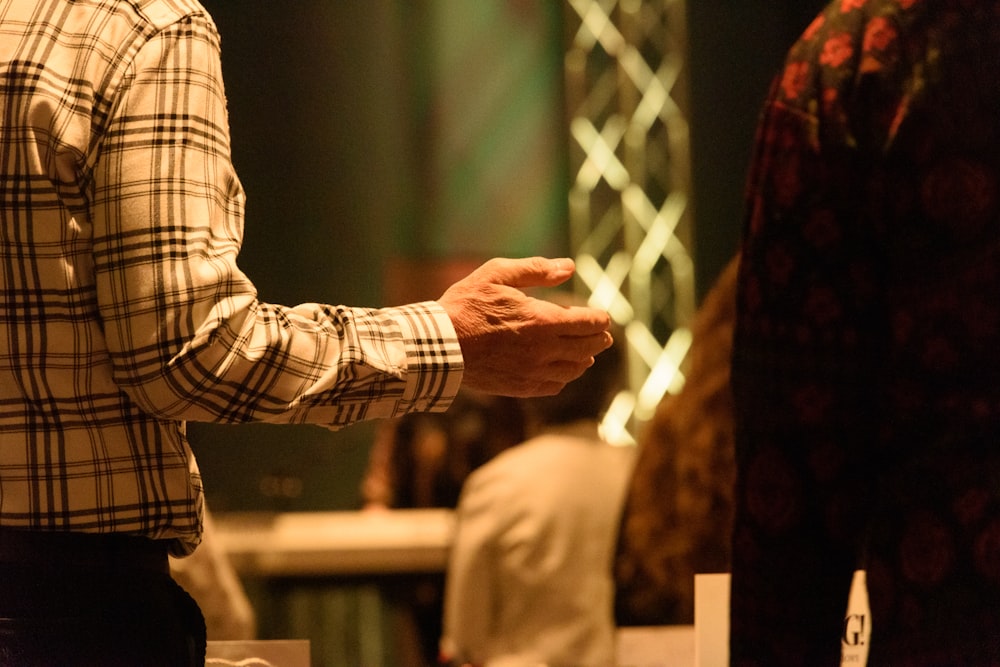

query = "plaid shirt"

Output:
[[0, 0, 462, 555]]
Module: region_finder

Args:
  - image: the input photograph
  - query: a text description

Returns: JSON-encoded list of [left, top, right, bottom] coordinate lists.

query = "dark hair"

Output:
[[614, 255, 738, 626]]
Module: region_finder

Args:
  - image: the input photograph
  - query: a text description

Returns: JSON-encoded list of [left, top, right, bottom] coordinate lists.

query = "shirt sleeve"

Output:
[[89, 13, 463, 427]]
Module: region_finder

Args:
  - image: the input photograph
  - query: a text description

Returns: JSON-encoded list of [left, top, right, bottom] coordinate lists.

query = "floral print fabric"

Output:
[[732, 0, 1000, 664]]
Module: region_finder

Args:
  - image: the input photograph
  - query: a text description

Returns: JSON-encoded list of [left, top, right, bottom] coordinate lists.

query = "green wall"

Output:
[[189, 0, 827, 514], [184, 2, 830, 663], [187, 2, 411, 513], [188, 1, 568, 514]]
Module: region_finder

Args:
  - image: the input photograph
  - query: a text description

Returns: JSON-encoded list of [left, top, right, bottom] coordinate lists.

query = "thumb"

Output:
[[475, 256, 576, 289]]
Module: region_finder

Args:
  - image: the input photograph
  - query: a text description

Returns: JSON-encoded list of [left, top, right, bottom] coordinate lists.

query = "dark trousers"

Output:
[[0, 529, 206, 666]]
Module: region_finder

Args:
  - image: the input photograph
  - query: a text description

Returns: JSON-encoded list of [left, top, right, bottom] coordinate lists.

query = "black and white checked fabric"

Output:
[[0, 0, 462, 555]]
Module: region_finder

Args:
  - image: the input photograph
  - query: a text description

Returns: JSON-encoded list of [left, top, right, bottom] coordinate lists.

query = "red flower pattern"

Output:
[[779, 61, 810, 101], [803, 286, 842, 326], [819, 32, 855, 67], [765, 245, 795, 286], [974, 518, 1000, 583], [953, 488, 990, 525], [863, 16, 897, 52], [802, 209, 841, 248], [745, 446, 802, 533], [920, 157, 999, 238], [899, 513, 954, 585], [791, 384, 834, 424], [820, 86, 841, 115], [731, 0, 1000, 663]]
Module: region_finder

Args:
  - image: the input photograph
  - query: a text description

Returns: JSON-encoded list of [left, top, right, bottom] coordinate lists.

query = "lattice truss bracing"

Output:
[[564, 0, 695, 443]]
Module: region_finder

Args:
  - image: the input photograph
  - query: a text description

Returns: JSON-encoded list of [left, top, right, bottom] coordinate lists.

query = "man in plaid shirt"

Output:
[[0, 1, 612, 663]]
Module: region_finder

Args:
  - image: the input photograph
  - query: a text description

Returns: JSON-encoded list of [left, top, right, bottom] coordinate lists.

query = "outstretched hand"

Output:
[[437, 257, 613, 397]]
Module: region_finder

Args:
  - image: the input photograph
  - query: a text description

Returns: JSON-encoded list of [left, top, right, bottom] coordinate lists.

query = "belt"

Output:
[[0, 528, 170, 575]]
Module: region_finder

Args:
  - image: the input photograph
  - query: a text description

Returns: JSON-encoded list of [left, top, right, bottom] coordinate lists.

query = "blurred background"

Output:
[[187, 1, 825, 664]]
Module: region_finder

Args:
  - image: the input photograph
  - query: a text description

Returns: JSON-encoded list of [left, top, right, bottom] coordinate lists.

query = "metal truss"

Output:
[[564, 0, 695, 443]]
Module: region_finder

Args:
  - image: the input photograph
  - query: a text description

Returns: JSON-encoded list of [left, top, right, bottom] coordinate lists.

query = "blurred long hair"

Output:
[[613, 256, 739, 625]]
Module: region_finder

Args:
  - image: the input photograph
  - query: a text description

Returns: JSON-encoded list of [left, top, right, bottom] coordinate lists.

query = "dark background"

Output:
[[189, 0, 826, 514]]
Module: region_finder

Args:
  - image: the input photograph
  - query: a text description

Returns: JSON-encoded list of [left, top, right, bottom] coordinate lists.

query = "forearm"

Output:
[[91, 15, 462, 427], [131, 297, 463, 425]]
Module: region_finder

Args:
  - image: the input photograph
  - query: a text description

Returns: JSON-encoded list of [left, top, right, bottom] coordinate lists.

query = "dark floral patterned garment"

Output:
[[731, 0, 1000, 664]]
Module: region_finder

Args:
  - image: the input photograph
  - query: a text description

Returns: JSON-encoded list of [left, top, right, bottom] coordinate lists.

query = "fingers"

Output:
[[473, 256, 576, 289], [458, 330, 611, 398], [436, 256, 616, 398], [468, 357, 597, 398], [532, 298, 612, 337], [556, 329, 614, 359]]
